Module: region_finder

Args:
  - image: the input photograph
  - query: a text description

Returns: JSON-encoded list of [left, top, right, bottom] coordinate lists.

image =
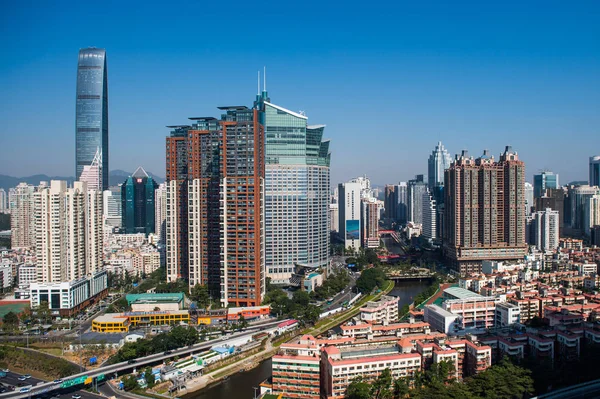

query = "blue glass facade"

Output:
[[75, 48, 109, 190], [533, 172, 558, 198]]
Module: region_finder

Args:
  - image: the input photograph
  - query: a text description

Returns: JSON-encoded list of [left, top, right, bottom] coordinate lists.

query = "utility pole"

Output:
[[253, 387, 258, 399]]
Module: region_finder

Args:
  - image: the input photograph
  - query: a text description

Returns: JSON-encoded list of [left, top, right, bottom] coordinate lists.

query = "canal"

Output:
[[187, 280, 431, 399]]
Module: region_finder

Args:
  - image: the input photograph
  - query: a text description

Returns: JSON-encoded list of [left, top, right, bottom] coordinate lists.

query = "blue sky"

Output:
[[1, 1, 599, 186]]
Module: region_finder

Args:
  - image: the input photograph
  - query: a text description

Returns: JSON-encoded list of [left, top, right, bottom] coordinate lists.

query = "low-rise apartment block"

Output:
[[360, 295, 398, 324]]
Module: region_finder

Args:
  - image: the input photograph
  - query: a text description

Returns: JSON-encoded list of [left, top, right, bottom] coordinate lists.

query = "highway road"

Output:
[[0, 318, 288, 399], [0, 371, 98, 399]]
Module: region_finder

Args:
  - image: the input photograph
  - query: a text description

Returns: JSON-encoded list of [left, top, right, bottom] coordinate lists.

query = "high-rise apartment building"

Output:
[[121, 167, 158, 235], [34, 181, 102, 283], [9, 183, 36, 248], [422, 189, 437, 240], [408, 175, 427, 225], [362, 199, 379, 248], [397, 182, 408, 223], [165, 104, 265, 307], [532, 208, 560, 252], [443, 147, 527, 275], [79, 148, 102, 191], [428, 141, 452, 191], [155, 183, 167, 245], [260, 94, 330, 284], [329, 203, 339, 233], [384, 185, 398, 223], [0, 189, 8, 214], [535, 188, 565, 231], [590, 156, 600, 187], [75, 48, 109, 190], [533, 172, 559, 198], [338, 181, 362, 251]]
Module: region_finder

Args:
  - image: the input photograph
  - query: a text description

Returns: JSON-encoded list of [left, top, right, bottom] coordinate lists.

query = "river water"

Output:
[[187, 280, 431, 399]]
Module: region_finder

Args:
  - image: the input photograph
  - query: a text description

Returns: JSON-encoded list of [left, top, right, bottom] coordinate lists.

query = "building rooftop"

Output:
[[125, 293, 184, 305], [444, 287, 484, 300]]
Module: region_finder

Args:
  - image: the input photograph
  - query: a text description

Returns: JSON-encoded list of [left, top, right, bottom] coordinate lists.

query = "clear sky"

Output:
[[1, 1, 599, 186]]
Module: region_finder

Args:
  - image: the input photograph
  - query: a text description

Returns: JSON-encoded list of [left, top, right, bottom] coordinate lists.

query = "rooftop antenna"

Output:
[[257, 70, 260, 95], [263, 66, 266, 92]]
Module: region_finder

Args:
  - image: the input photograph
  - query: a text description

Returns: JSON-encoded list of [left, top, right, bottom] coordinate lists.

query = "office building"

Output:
[[165, 103, 265, 307], [397, 182, 408, 223], [443, 147, 527, 275], [585, 194, 600, 236], [533, 172, 559, 198], [260, 94, 330, 285], [102, 187, 122, 228], [75, 48, 109, 190], [329, 203, 339, 233], [524, 182, 534, 215], [422, 189, 437, 240], [384, 184, 398, 223], [33, 181, 102, 283], [531, 208, 560, 253], [569, 185, 600, 231], [428, 141, 452, 204], [338, 181, 362, 251], [9, 183, 36, 248], [0, 189, 7, 214], [535, 188, 565, 230], [121, 167, 158, 235], [408, 175, 428, 225], [155, 183, 167, 245], [362, 198, 379, 248], [590, 156, 600, 187]]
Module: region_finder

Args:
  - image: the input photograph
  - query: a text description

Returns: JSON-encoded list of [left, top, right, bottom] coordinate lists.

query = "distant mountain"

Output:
[[0, 170, 165, 192]]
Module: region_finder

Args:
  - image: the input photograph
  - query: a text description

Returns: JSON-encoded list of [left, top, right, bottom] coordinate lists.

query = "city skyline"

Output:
[[1, 2, 599, 186]]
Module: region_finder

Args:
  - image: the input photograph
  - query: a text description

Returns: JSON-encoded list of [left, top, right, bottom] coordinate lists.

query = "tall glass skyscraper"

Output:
[[255, 89, 331, 284], [533, 171, 559, 198], [590, 156, 600, 187], [75, 48, 109, 190]]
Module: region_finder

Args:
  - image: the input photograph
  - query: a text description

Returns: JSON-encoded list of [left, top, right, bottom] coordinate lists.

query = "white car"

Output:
[[72, 395, 82, 399]]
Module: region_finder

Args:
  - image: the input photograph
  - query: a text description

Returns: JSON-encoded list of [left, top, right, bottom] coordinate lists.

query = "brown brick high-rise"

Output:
[[443, 146, 527, 275]]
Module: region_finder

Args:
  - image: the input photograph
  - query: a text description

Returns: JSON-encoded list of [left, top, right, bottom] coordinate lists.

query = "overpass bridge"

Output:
[[379, 229, 401, 244], [386, 272, 435, 282]]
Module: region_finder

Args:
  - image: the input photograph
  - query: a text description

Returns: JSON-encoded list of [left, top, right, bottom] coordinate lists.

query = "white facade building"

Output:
[[338, 181, 362, 251], [154, 183, 167, 245], [18, 264, 37, 288], [495, 302, 521, 327], [165, 180, 180, 283], [532, 208, 560, 252], [524, 182, 534, 215], [0, 264, 12, 291], [102, 188, 122, 228], [427, 141, 452, 190], [360, 295, 399, 324], [9, 183, 37, 248], [424, 304, 459, 334], [585, 194, 600, 236], [422, 189, 437, 240], [329, 203, 339, 233]]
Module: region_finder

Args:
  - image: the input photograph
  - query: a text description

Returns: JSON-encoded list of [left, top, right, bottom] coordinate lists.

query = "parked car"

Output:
[[127, 359, 136, 364], [72, 394, 82, 399], [53, 379, 63, 384], [19, 387, 31, 393], [18, 377, 27, 381]]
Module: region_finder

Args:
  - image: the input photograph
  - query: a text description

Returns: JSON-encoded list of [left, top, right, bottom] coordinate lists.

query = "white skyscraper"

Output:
[[9, 183, 37, 249], [0, 188, 8, 214], [165, 180, 180, 283], [532, 208, 560, 252], [34, 181, 102, 283], [154, 183, 167, 246], [422, 189, 437, 240], [427, 141, 452, 190], [397, 182, 408, 223], [408, 175, 428, 225], [338, 181, 362, 251], [585, 194, 600, 236]]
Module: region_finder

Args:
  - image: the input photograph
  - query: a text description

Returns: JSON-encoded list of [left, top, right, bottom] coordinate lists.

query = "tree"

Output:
[[122, 375, 139, 391], [292, 290, 310, 307], [300, 305, 321, 326], [144, 368, 155, 388], [356, 267, 388, 294], [237, 314, 248, 330], [465, 358, 534, 399], [393, 377, 409, 398], [372, 368, 393, 399], [189, 284, 210, 308], [36, 301, 52, 324], [2, 311, 19, 330], [347, 377, 371, 399]]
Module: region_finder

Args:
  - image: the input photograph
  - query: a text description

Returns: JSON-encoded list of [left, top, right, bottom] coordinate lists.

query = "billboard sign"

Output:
[[346, 220, 359, 240]]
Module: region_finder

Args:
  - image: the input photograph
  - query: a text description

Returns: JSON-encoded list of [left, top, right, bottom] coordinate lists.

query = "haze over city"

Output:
[[1, 1, 599, 185]]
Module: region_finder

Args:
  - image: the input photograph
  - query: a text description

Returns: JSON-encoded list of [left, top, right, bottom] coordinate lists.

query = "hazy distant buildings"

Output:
[[533, 171, 559, 198], [444, 147, 527, 275], [121, 167, 158, 235], [531, 208, 560, 252], [384, 185, 398, 223], [585, 194, 600, 236], [0, 189, 7, 214], [338, 181, 362, 251], [524, 182, 534, 215], [590, 156, 600, 187], [568, 185, 600, 231], [75, 48, 109, 190], [397, 182, 408, 223], [535, 189, 565, 230], [329, 203, 339, 233], [9, 183, 36, 248]]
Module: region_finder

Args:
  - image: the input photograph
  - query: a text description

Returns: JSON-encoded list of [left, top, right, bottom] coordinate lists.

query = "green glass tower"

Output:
[[121, 167, 158, 235]]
